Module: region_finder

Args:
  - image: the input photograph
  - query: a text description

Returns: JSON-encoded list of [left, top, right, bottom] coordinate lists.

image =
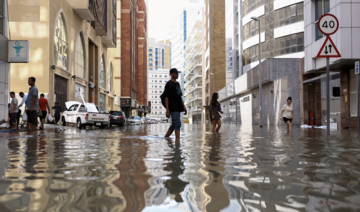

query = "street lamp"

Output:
[[251, 16, 262, 128], [210, 73, 215, 94]]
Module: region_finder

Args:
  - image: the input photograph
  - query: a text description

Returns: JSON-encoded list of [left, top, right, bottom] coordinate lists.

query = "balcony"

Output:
[[89, 0, 108, 35], [69, 0, 108, 35], [103, 15, 117, 48], [68, 0, 96, 20]]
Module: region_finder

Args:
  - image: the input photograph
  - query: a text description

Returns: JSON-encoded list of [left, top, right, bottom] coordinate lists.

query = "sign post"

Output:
[[356, 61, 360, 136], [316, 14, 341, 136]]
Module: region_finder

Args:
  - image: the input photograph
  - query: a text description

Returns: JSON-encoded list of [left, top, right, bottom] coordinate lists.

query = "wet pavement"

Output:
[[0, 123, 359, 211]]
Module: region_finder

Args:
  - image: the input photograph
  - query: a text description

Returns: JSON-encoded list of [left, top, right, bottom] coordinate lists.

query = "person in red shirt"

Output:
[[38, 94, 50, 130]]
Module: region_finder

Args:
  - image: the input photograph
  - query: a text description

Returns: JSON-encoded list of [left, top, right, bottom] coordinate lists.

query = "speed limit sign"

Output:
[[318, 14, 339, 35]]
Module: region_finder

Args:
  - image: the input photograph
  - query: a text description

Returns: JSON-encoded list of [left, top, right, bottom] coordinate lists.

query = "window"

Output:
[[160, 112, 162, 114], [350, 70, 357, 117], [54, 13, 68, 71], [155, 101, 158, 104], [155, 91, 157, 93], [100, 55, 106, 88], [108, 63, 113, 92], [155, 75, 157, 77], [149, 63, 153, 66], [149, 53, 153, 57], [155, 96, 157, 98], [315, 0, 330, 41], [75, 33, 85, 78], [149, 49, 153, 52], [155, 85, 157, 88], [159, 75, 162, 77]]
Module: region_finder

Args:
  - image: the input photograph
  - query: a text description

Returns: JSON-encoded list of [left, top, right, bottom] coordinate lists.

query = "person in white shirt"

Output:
[[280, 97, 294, 132], [19, 92, 28, 108]]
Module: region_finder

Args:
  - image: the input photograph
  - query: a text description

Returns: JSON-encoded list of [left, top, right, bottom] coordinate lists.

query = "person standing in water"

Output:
[[280, 97, 294, 132], [163, 68, 187, 139], [209, 93, 222, 133]]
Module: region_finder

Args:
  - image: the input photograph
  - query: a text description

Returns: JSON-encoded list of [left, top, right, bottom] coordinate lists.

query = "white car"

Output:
[[128, 116, 141, 125], [151, 119, 158, 124], [62, 101, 110, 129]]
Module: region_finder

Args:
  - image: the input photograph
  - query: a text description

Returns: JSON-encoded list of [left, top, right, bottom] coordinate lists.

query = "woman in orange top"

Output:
[[38, 93, 50, 130]]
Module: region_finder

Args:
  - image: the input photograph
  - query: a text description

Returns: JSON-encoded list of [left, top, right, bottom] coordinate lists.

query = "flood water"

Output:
[[0, 124, 359, 211]]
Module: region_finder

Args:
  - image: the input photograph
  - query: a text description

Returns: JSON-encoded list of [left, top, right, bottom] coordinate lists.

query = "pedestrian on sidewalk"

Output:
[[163, 68, 187, 139], [52, 102, 62, 125], [39, 94, 50, 130], [280, 97, 294, 132], [18, 92, 28, 108], [26, 77, 39, 135], [19, 92, 28, 128], [9, 92, 19, 130], [209, 93, 222, 133]]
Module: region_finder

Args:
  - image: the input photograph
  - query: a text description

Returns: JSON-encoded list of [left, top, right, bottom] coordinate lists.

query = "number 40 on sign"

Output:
[[317, 14, 341, 58]]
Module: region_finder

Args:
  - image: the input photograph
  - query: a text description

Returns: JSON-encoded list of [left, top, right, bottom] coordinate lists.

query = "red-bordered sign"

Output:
[[318, 14, 339, 35], [317, 36, 341, 58]]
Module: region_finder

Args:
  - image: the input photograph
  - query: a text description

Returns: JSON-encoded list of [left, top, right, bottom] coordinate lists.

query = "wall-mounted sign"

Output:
[[75, 84, 85, 99], [121, 98, 131, 106], [138, 106, 145, 113], [8, 40, 29, 63]]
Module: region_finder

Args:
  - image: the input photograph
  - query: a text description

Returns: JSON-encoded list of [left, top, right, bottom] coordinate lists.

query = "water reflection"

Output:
[[0, 125, 359, 211]]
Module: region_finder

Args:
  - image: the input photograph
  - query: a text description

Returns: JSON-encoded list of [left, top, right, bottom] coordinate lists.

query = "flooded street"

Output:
[[0, 124, 359, 211]]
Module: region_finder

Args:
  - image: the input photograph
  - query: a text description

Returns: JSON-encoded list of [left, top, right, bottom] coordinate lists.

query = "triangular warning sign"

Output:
[[317, 36, 341, 58]]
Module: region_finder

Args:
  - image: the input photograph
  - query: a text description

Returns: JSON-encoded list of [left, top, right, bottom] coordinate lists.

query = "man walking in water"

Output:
[[26, 77, 39, 135], [162, 68, 187, 139]]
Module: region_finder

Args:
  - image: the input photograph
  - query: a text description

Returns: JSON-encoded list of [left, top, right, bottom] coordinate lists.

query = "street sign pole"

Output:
[[326, 58, 330, 136], [358, 73, 359, 137], [317, 14, 341, 136], [356, 61, 360, 136]]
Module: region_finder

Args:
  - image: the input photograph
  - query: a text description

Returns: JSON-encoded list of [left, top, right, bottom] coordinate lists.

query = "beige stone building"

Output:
[[8, 0, 120, 113], [202, 0, 226, 121]]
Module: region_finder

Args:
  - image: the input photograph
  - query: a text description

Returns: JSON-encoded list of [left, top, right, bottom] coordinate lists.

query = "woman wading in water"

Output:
[[209, 93, 222, 133]]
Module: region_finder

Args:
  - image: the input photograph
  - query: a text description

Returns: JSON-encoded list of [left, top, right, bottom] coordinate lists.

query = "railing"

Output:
[[89, 0, 107, 33]]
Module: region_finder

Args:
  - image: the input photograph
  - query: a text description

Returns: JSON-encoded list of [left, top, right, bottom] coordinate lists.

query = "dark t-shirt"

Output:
[[52, 106, 62, 117], [163, 80, 184, 113]]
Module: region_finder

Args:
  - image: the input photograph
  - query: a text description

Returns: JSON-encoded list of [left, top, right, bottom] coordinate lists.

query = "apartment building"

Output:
[[216, 0, 305, 126], [184, 18, 203, 124], [302, 0, 360, 129], [148, 38, 171, 71], [148, 69, 170, 120], [121, 0, 148, 117], [170, 7, 202, 95], [9, 0, 119, 116]]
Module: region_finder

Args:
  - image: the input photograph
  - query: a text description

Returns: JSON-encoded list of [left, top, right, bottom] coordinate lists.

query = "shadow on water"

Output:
[[0, 124, 359, 211]]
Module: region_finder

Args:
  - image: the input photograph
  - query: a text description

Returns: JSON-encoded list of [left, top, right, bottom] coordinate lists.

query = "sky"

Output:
[[147, 0, 203, 41]]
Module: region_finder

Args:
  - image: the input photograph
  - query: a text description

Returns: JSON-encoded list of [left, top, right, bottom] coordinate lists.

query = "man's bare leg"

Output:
[[165, 129, 174, 138], [175, 131, 180, 139]]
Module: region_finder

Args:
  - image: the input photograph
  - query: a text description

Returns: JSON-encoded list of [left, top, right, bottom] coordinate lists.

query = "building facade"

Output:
[[148, 38, 171, 71], [120, 0, 148, 118], [203, 0, 227, 122], [0, 0, 9, 121], [303, 0, 360, 129], [9, 0, 119, 116], [148, 69, 170, 120], [170, 7, 202, 97], [184, 18, 203, 124]]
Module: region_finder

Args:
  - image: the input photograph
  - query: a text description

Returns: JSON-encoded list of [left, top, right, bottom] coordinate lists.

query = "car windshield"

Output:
[[134, 116, 140, 120], [110, 111, 123, 116]]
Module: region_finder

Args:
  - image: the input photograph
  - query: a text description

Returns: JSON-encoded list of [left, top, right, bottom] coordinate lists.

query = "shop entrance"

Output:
[[54, 75, 67, 111]]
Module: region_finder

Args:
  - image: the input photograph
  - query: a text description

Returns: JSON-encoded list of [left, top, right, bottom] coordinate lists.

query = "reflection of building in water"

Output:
[[0, 138, 126, 211], [113, 138, 151, 212], [202, 134, 231, 211], [144, 139, 171, 205]]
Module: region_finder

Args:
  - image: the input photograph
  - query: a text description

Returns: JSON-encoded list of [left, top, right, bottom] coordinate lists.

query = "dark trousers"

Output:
[[55, 116, 60, 124]]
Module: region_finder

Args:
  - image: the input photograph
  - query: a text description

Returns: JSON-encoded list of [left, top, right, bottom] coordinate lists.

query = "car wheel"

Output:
[[62, 117, 66, 126], [82, 125, 86, 130], [77, 118, 82, 129]]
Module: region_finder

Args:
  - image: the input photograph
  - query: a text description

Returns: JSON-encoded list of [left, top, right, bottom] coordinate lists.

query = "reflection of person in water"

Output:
[[163, 139, 188, 202]]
